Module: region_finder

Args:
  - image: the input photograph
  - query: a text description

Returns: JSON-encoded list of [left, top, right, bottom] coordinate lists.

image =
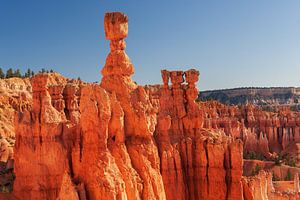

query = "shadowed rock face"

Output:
[[0, 11, 299, 200]]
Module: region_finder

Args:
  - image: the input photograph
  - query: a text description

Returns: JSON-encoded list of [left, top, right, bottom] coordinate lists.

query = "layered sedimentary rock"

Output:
[[13, 73, 70, 199], [155, 69, 244, 200], [242, 171, 274, 200], [0, 78, 31, 192], [11, 12, 164, 200], [0, 11, 298, 200], [100, 12, 165, 200], [197, 100, 300, 160], [73, 84, 128, 200], [242, 170, 300, 200], [151, 86, 300, 161]]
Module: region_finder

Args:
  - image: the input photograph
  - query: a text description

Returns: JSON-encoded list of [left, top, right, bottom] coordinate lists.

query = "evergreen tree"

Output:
[[31, 71, 35, 77], [285, 170, 292, 181], [251, 164, 262, 176], [41, 68, 46, 73], [14, 69, 22, 78], [24, 69, 31, 78], [50, 69, 54, 73], [6, 68, 13, 78], [272, 173, 280, 181], [0, 68, 4, 79]]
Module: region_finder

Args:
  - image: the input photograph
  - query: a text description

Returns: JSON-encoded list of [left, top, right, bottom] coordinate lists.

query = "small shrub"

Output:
[[272, 173, 280, 181], [284, 170, 292, 181], [274, 155, 282, 166], [251, 164, 262, 176], [243, 151, 265, 161]]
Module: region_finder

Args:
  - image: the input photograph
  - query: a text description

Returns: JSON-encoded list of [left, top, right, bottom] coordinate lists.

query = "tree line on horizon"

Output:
[[0, 68, 54, 79]]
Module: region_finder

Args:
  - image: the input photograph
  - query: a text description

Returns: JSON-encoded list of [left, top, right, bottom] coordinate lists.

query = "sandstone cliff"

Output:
[[0, 77, 31, 193]]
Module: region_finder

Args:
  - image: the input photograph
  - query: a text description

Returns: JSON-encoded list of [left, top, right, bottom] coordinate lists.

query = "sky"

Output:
[[0, 1, 300, 90]]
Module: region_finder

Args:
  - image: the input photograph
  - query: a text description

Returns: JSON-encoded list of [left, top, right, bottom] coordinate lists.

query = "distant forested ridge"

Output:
[[0, 67, 54, 79], [199, 87, 300, 112]]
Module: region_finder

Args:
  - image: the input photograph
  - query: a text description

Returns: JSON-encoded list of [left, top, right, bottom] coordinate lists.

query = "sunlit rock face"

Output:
[[199, 99, 300, 162], [154, 69, 244, 200], [101, 12, 165, 200], [101, 12, 136, 94], [11, 12, 164, 200], [0, 77, 32, 193], [0, 11, 298, 200]]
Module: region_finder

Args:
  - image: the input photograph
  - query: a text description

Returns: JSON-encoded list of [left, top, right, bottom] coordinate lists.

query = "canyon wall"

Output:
[[199, 101, 300, 160], [0, 78, 31, 193]]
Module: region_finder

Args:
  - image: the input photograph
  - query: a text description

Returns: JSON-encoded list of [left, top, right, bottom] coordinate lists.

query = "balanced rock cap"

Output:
[[104, 12, 128, 41]]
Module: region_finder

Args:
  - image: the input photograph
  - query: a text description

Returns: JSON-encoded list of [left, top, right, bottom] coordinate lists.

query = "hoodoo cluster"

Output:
[[0, 11, 297, 200]]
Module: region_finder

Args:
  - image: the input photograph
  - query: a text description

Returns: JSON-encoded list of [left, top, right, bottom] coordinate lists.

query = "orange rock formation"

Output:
[[155, 69, 244, 200], [0, 11, 298, 200]]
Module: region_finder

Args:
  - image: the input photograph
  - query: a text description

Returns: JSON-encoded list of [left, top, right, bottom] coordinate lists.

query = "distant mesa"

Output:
[[200, 87, 300, 111]]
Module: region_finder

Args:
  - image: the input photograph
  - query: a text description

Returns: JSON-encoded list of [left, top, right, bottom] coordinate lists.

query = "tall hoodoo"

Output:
[[161, 70, 170, 89], [156, 69, 245, 200], [101, 12, 136, 94], [183, 69, 203, 130], [102, 12, 133, 76], [185, 69, 200, 109], [101, 12, 166, 200]]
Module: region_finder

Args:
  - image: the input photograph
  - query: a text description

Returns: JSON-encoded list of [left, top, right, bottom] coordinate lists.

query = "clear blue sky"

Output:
[[0, 1, 300, 90]]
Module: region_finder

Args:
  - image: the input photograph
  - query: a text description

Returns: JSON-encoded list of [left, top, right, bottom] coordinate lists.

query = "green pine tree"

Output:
[[272, 173, 280, 181], [6, 68, 13, 78], [0, 68, 4, 79], [14, 69, 22, 78], [251, 164, 262, 176], [285, 169, 292, 181], [25, 69, 31, 78]]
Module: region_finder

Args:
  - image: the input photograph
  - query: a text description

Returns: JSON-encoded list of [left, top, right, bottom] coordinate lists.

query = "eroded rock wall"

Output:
[[155, 69, 244, 200], [5, 11, 300, 200], [195, 100, 300, 160], [0, 77, 31, 192], [13, 12, 165, 200]]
